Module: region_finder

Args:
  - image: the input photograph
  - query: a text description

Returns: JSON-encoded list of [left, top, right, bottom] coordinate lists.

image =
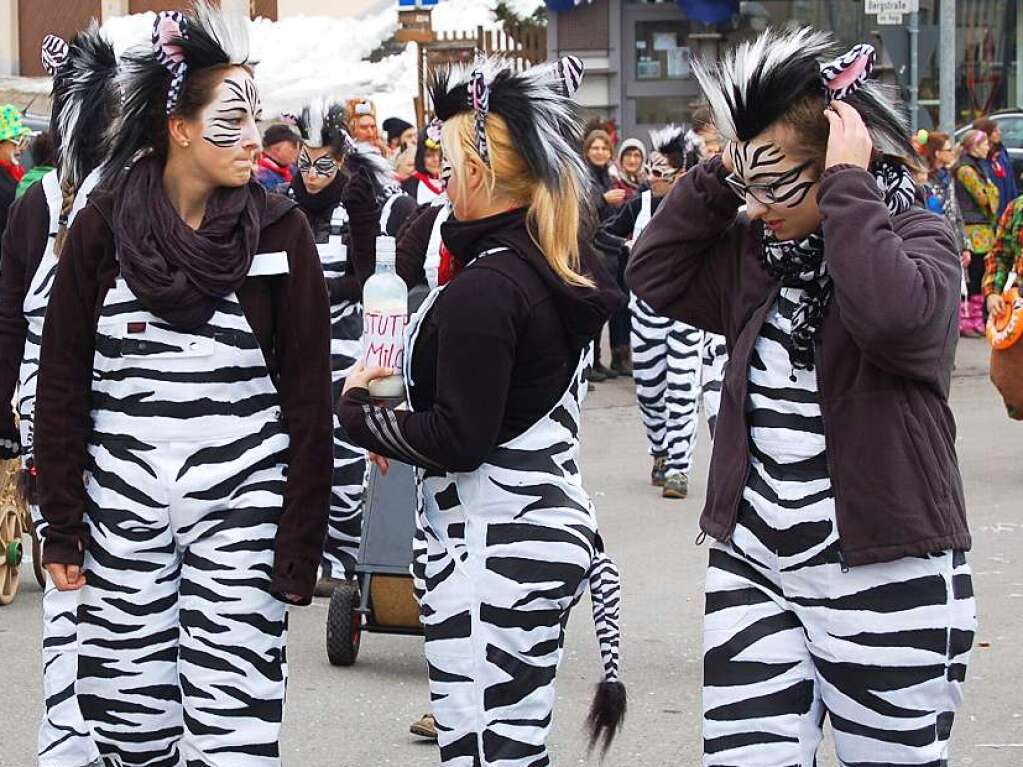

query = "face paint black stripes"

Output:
[[202, 73, 260, 149]]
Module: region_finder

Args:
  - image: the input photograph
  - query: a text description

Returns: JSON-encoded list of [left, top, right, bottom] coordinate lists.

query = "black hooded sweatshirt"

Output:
[[339, 207, 623, 472]]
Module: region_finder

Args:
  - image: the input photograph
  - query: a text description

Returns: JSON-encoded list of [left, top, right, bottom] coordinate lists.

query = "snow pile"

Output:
[[101, 0, 546, 124]]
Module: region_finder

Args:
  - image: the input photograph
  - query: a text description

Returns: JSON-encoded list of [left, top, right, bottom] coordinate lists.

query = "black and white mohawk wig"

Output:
[[43, 23, 118, 189], [429, 53, 588, 195], [648, 124, 694, 172], [691, 27, 916, 160], [104, 0, 251, 182], [298, 101, 396, 194]]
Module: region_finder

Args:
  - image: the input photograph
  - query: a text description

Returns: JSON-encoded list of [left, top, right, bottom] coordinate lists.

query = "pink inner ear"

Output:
[[156, 16, 185, 62], [828, 54, 870, 91]]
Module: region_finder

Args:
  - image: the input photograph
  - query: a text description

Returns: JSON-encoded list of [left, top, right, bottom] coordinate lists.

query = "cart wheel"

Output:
[[0, 506, 25, 606], [30, 522, 45, 588], [326, 581, 362, 666]]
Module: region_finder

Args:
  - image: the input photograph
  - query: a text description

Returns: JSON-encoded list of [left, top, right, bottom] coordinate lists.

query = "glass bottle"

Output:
[[362, 236, 408, 400]]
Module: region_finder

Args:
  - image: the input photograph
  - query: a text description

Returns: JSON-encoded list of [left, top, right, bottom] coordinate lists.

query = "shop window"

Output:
[[634, 96, 692, 126], [635, 20, 692, 81]]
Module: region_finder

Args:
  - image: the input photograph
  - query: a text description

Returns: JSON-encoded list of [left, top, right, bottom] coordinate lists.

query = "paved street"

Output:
[[1, 337, 1021, 767]]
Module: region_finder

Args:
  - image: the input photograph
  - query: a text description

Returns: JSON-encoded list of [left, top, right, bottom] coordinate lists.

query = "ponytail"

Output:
[[53, 178, 77, 257], [528, 180, 593, 288]]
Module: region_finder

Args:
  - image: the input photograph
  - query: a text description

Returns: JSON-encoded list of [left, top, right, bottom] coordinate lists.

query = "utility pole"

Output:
[[939, 0, 956, 132], [908, 9, 920, 131]]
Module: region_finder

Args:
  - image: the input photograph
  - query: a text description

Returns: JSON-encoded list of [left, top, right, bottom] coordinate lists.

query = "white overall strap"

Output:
[[424, 204, 452, 290], [41, 169, 62, 234], [247, 251, 290, 277], [632, 189, 653, 242], [379, 192, 401, 234]]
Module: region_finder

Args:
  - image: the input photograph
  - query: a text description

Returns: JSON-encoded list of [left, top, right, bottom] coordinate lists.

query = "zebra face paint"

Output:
[[726, 127, 823, 241], [298, 145, 340, 194], [202, 72, 261, 148], [192, 69, 262, 187]]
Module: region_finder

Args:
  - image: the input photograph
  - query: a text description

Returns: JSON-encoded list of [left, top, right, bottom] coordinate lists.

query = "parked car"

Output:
[[955, 110, 1023, 180]]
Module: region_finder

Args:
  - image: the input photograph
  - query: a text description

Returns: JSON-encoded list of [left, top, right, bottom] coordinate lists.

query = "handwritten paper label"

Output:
[[363, 310, 408, 369]]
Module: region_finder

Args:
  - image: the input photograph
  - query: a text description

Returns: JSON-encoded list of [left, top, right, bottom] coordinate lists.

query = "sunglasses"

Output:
[[298, 150, 339, 178], [725, 159, 815, 206]]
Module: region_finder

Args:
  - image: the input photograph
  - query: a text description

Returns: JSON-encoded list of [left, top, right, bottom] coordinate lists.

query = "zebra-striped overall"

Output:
[[17, 168, 102, 767], [702, 287, 976, 766], [317, 202, 366, 580], [77, 251, 294, 767], [406, 263, 622, 766], [629, 190, 703, 478]]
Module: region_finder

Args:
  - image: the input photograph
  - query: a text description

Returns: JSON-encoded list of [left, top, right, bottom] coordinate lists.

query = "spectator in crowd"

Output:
[[612, 138, 647, 203], [985, 195, 1023, 419], [255, 122, 301, 194], [0, 104, 32, 234], [400, 128, 444, 204], [956, 129, 1000, 335], [690, 105, 722, 160], [973, 116, 1019, 218], [382, 116, 415, 155], [920, 131, 971, 334], [346, 98, 387, 155], [584, 127, 624, 381], [16, 130, 57, 198], [983, 194, 1023, 318]]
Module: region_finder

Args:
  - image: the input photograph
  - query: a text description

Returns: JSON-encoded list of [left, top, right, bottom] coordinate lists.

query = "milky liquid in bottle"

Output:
[[362, 236, 408, 401]]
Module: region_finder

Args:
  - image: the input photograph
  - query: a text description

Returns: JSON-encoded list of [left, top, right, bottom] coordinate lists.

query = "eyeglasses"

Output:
[[725, 159, 816, 206], [648, 166, 678, 183], [298, 151, 339, 178]]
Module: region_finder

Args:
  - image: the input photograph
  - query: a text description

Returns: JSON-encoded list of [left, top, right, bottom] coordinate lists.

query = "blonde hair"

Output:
[[442, 112, 593, 288]]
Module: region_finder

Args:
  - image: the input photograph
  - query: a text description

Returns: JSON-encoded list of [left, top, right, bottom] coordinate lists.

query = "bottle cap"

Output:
[[376, 235, 396, 265]]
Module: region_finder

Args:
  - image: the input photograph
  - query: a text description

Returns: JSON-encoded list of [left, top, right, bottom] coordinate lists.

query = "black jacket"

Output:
[[0, 165, 18, 236]]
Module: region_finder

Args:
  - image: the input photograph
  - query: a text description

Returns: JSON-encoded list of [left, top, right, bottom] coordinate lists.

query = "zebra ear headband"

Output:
[[468, 51, 491, 166], [821, 43, 876, 103], [153, 11, 188, 115], [41, 35, 69, 77], [465, 53, 585, 167]]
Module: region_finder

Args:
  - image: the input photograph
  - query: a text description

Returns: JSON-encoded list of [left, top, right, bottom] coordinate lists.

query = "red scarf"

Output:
[[259, 153, 293, 183], [0, 157, 25, 183], [438, 243, 462, 285], [414, 171, 443, 196]]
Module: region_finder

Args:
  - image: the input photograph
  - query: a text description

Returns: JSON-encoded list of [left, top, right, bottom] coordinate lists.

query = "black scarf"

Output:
[[114, 156, 263, 330], [760, 159, 917, 371], [291, 170, 345, 217]]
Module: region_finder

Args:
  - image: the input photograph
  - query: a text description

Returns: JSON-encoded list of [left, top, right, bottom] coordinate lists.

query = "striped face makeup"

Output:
[[726, 141, 816, 208], [202, 72, 262, 149]]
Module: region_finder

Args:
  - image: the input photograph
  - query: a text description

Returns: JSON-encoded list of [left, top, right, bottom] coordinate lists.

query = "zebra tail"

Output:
[[586, 550, 626, 753]]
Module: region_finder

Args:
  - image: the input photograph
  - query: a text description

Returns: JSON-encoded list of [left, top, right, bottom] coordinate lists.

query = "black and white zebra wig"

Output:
[[691, 27, 916, 160], [103, 0, 251, 183], [298, 101, 397, 195], [46, 23, 118, 189], [428, 54, 588, 195], [648, 124, 697, 172]]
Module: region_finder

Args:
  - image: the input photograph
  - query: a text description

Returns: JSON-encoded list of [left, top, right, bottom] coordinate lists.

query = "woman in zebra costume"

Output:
[[629, 28, 976, 766], [339, 55, 627, 765], [289, 102, 412, 595], [602, 126, 705, 500], [0, 26, 117, 767], [33, 4, 333, 765]]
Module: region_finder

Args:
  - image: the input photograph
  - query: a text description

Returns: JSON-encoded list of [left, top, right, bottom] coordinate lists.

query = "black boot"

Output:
[[593, 362, 618, 380]]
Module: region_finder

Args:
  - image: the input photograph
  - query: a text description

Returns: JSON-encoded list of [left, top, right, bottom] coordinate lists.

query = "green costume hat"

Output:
[[0, 104, 32, 144]]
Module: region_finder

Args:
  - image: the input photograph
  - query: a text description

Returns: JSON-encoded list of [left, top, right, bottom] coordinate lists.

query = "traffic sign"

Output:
[[877, 10, 905, 23], [865, 0, 918, 12]]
